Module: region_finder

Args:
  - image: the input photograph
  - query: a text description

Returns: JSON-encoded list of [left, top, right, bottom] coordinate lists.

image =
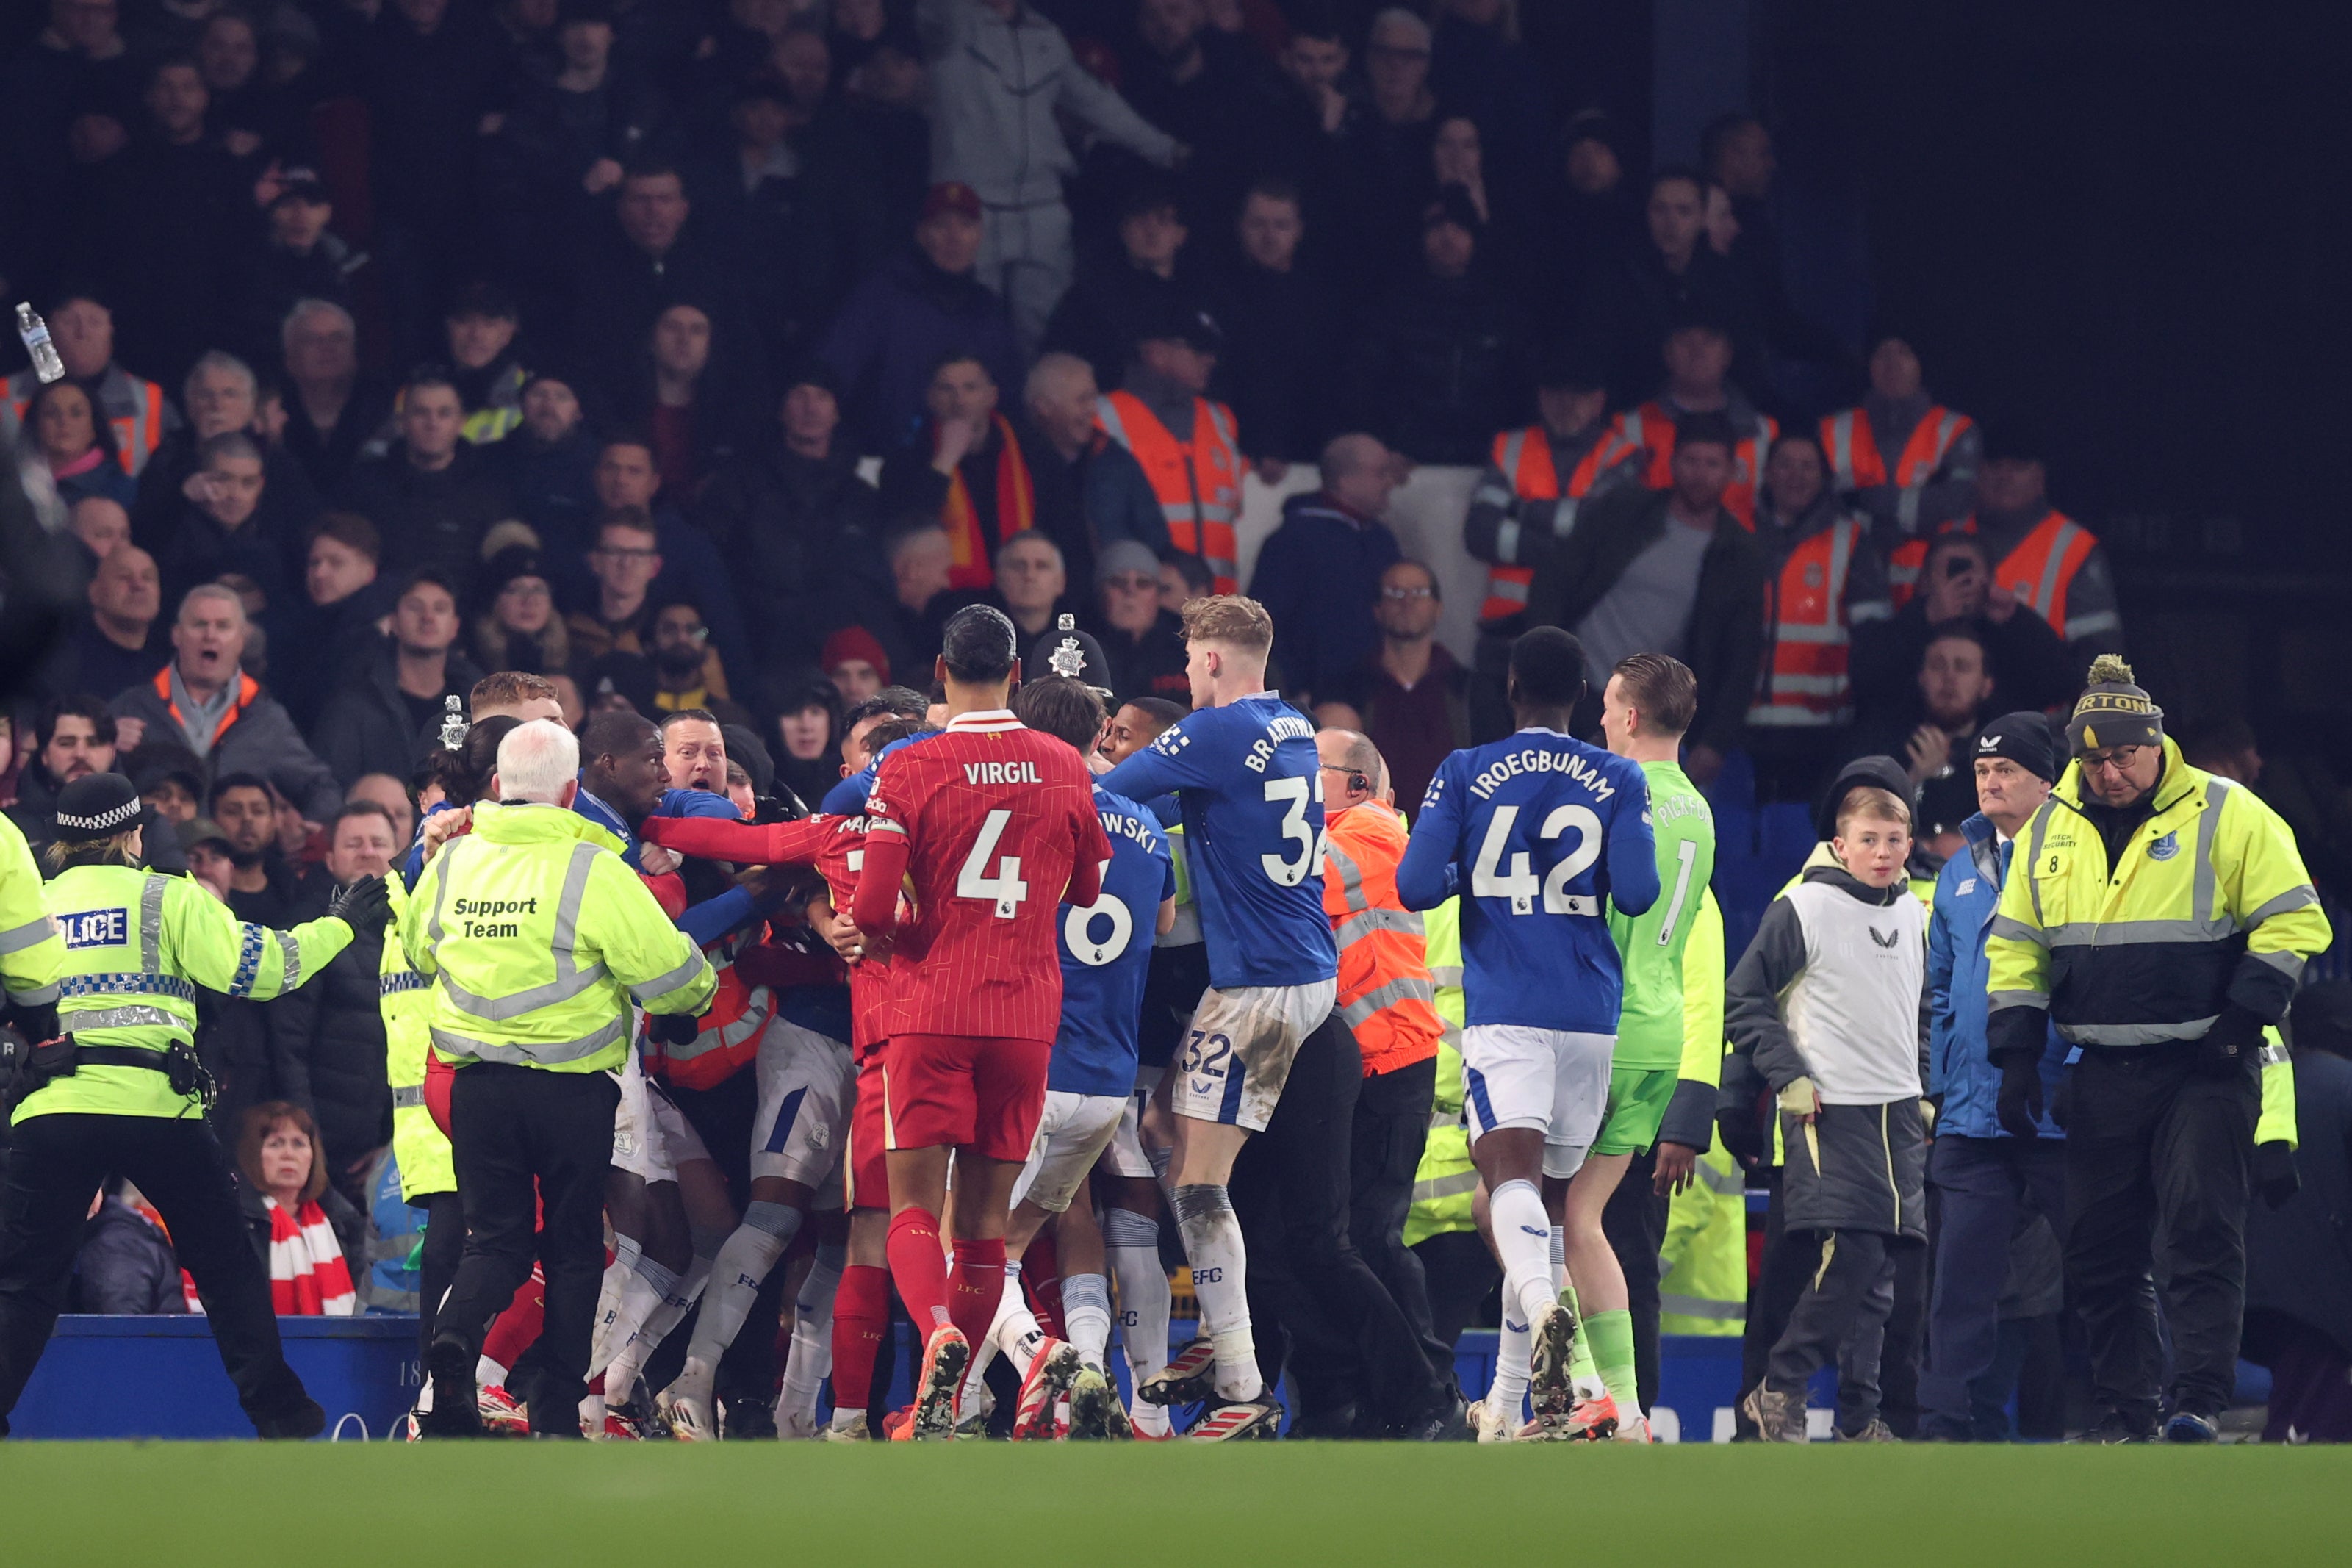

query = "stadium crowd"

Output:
[[0, 0, 2348, 1446]]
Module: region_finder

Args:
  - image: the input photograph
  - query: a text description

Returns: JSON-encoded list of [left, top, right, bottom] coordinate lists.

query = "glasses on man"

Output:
[[1104, 573, 1158, 594], [1381, 585, 1434, 600], [2079, 747, 2148, 774]]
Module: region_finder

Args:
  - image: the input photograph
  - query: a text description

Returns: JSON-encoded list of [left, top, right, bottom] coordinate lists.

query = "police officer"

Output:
[[405, 720, 714, 1438], [0, 774, 389, 1438], [1988, 658, 2329, 1442]]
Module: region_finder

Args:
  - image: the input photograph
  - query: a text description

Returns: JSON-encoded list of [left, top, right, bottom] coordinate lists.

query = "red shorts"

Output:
[[882, 1034, 1051, 1164], [844, 1052, 891, 1212]]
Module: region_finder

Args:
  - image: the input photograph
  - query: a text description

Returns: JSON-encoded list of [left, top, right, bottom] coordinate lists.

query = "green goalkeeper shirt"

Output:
[[1606, 760, 1717, 1071]]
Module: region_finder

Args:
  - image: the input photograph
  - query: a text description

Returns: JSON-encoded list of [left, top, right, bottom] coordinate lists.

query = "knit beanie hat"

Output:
[[1976, 711, 2059, 783], [2067, 656, 2163, 754]]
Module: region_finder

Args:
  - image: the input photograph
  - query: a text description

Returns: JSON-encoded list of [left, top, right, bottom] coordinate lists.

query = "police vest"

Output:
[[1886, 510, 2100, 639], [33, 863, 350, 1121], [1096, 390, 1242, 594], [1749, 515, 1869, 728], [1320, 803, 1441, 1077], [1820, 405, 1972, 531], [380, 878, 453, 1201], [1605, 402, 1777, 528], [1478, 426, 1619, 622], [1404, 896, 1477, 1246]]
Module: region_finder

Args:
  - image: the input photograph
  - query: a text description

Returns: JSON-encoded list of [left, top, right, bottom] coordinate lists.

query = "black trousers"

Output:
[[2065, 1044, 2259, 1424], [1736, 1168, 1816, 1437], [414, 1187, 465, 1370], [1921, 1134, 2068, 1437], [1348, 1054, 1454, 1390], [436, 1063, 619, 1435], [0, 1112, 319, 1436], [1413, 1230, 1500, 1350], [1602, 1146, 1667, 1411], [1766, 1227, 1896, 1430], [1230, 1017, 1445, 1429]]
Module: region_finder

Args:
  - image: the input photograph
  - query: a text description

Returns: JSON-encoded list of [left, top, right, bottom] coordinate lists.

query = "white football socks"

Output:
[[1104, 1206, 1172, 1435], [776, 1242, 844, 1434], [683, 1201, 803, 1375], [1172, 1183, 1259, 1402], [1062, 1273, 1112, 1373]]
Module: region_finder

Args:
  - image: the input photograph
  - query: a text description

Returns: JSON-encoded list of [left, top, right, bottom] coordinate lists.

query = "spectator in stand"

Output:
[[822, 626, 891, 707], [1043, 179, 1207, 391], [72, 56, 248, 385], [312, 570, 485, 786], [1523, 415, 1766, 782], [1248, 433, 1405, 705], [568, 510, 666, 666], [158, 433, 303, 614], [1264, 5, 1356, 218], [991, 529, 1076, 643], [1345, 8, 1445, 266], [439, 284, 530, 445], [1209, 177, 1339, 475], [206, 772, 302, 925], [278, 301, 392, 497], [1821, 333, 1982, 539], [1090, 538, 1190, 705], [1910, 431, 2124, 661], [836, 19, 931, 234], [614, 301, 765, 500], [694, 361, 893, 667], [1020, 352, 1170, 593], [584, 436, 749, 676], [877, 350, 1037, 591], [765, 677, 844, 809], [1853, 622, 2000, 863], [2179, 717, 2265, 788], [68, 495, 132, 562], [1, 0, 142, 292], [1853, 531, 2074, 724], [131, 351, 321, 557], [2, 294, 178, 481], [1744, 433, 1892, 802], [71, 1179, 189, 1315], [39, 543, 167, 701], [919, 0, 1182, 350], [4, 695, 119, 842], [646, 597, 747, 724], [1578, 168, 1766, 409], [1536, 111, 1636, 325], [109, 583, 343, 819], [1428, 0, 1550, 195], [565, 159, 752, 395], [1421, 113, 1533, 298], [21, 380, 135, 511], [338, 372, 514, 595], [1700, 113, 1848, 403], [471, 545, 569, 676], [234, 170, 363, 374], [1097, 303, 1244, 592], [345, 772, 415, 851], [267, 802, 402, 1209], [197, 9, 306, 160], [1121, 0, 1290, 242], [487, 368, 600, 578], [820, 180, 1024, 453], [1603, 314, 1779, 527], [881, 525, 954, 671], [1331, 558, 1470, 814], [1342, 187, 1531, 465], [273, 514, 394, 732], [233, 1102, 362, 1315]]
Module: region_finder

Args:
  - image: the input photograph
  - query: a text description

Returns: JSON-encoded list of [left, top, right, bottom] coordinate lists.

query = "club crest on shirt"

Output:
[[2148, 831, 2180, 861]]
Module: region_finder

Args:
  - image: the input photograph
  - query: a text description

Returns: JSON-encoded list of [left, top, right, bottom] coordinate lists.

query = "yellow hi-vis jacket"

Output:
[[404, 802, 714, 1073], [0, 815, 63, 1015], [380, 877, 453, 1199], [1404, 895, 1476, 1246], [1985, 737, 2328, 1147], [31, 863, 352, 1121], [1660, 888, 1747, 1333]]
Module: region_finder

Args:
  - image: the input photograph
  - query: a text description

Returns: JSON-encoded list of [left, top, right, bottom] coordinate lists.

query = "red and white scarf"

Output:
[[264, 1195, 357, 1316]]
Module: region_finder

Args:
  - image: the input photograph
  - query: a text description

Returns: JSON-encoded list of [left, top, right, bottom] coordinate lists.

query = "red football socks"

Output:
[[948, 1237, 1008, 1353], [885, 1206, 951, 1334], [830, 1264, 891, 1410]]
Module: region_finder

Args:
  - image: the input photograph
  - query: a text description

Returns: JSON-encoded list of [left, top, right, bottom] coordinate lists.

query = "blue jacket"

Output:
[[1246, 493, 1401, 702], [1927, 812, 2068, 1138]]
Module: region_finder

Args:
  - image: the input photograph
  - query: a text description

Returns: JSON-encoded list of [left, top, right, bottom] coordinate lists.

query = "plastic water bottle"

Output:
[[15, 303, 65, 384]]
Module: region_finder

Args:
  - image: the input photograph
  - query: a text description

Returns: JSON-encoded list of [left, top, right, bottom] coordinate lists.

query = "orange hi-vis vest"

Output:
[[1887, 509, 2101, 636], [1605, 401, 1777, 527], [1320, 802, 1442, 1078], [1820, 404, 1973, 533], [1479, 425, 1615, 622], [7, 369, 168, 477], [1096, 389, 1242, 593], [1749, 514, 1869, 728], [644, 929, 772, 1091], [151, 664, 261, 747]]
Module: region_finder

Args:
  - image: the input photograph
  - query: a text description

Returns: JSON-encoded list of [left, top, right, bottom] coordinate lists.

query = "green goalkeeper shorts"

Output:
[[1592, 1066, 1676, 1157]]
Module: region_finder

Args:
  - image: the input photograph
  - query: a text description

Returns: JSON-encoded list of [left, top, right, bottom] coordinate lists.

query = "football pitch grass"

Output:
[[7, 1442, 2351, 1564]]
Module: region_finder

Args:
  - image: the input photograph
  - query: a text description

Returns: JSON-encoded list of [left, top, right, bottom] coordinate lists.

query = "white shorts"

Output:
[[752, 1017, 853, 1187], [1460, 1025, 1615, 1180], [1101, 1081, 1163, 1182], [611, 1052, 711, 1182], [1010, 1090, 1127, 1213], [1169, 978, 1337, 1134]]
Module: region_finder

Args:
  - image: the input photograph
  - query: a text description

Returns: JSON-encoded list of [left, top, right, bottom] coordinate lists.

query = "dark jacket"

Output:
[[158, 504, 300, 622], [72, 1196, 188, 1314], [309, 639, 486, 787], [35, 609, 170, 706], [1205, 258, 1339, 464], [1041, 249, 1212, 391], [337, 444, 514, 597], [695, 439, 893, 666], [236, 1177, 367, 1284], [1342, 266, 1533, 465], [7, 763, 187, 875], [1091, 605, 1193, 708], [281, 379, 395, 499], [563, 225, 755, 398], [1028, 432, 1171, 596], [1522, 485, 1768, 755], [270, 578, 402, 733], [267, 876, 394, 1176], [2245, 1047, 2352, 1362], [1850, 597, 2076, 725], [1575, 240, 1768, 411], [109, 671, 343, 821], [1247, 494, 1403, 703], [131, 433, 322, 561], [819, 251, 1023, 452]]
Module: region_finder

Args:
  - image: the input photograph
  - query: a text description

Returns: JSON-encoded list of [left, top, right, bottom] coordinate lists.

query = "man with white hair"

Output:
[[404, 719, 717, 1438], [108, 584, 342, 821], [1021, 350, 1168, 592], [131, 348, 322, 549], [278, 299, 392, 495]]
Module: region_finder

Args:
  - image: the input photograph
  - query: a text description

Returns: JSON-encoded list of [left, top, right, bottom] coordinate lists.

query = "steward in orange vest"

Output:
[[1464, 358, 1643, 626], [1883, 445, 2122, 658], [1600, 320, 1776, 527], [6, 359, 176, 478], [1093, 311, 1242, 593], [1819, 334, 1980, 537], [1747, 433, 1891, 733]]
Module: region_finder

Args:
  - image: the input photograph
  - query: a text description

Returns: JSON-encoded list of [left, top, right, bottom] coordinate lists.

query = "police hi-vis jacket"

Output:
[[1985, 736, 2329, 1146], [403, 801, 715, 1074]]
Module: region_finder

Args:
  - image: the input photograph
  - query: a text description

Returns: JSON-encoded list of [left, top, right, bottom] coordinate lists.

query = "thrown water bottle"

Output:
[[15, 303, 66, 384]]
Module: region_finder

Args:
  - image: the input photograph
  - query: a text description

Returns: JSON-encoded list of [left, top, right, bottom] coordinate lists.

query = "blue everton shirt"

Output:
[[1051, 786, 1176, 1096]]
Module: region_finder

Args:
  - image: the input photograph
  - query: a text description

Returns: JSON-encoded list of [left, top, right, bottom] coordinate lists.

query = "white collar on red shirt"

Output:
[[946, 709, 1024, 733]]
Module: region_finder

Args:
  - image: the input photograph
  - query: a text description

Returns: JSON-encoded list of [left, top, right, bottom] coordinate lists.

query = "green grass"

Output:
[[7, 1442, 2351, 1565]]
